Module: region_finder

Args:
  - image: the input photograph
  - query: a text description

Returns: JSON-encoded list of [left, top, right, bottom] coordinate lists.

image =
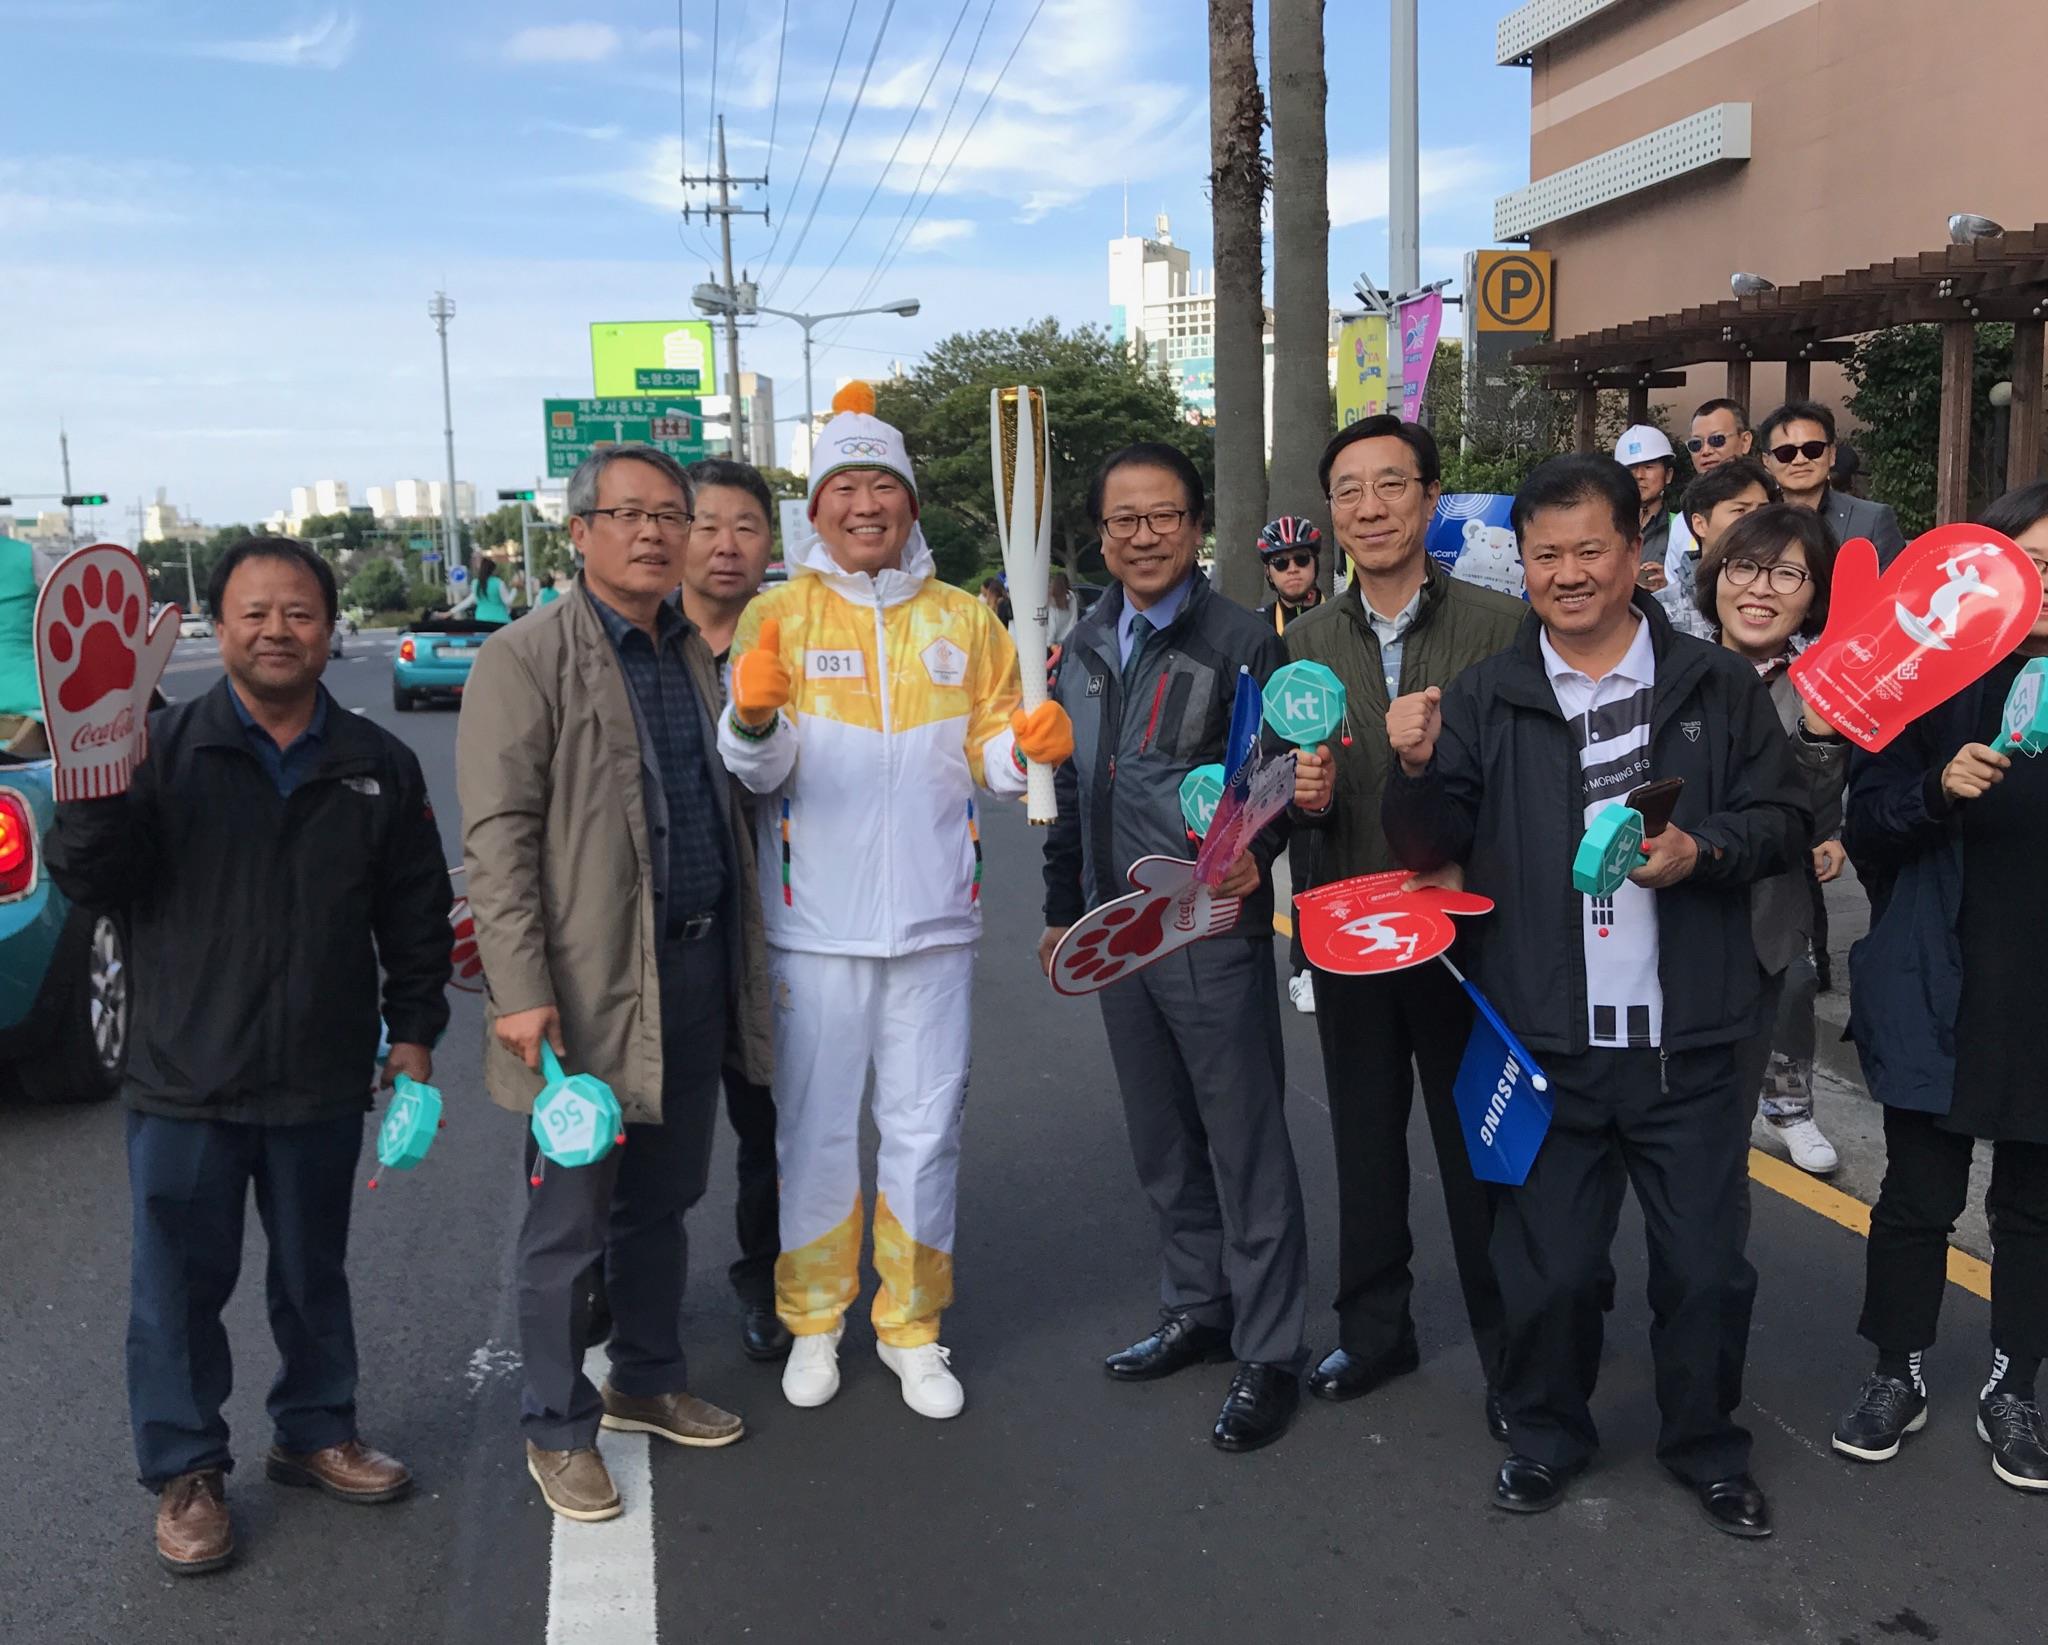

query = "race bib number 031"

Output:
[[805, 648, 866, 680]]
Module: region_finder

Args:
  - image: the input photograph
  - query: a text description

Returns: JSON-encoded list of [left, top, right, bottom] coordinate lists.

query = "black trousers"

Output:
[[1313, 961, 1504, 1382], [126, 1109, 364, 1489], [1491, 1044, 1754, 1483], [722, 1070, 780, 1307], [1860, 1106, 2048, 1361], [515, 932, 727, 1449]]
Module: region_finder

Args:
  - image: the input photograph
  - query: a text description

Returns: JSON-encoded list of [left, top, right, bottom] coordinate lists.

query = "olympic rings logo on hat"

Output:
[[837, 438, 890, 457]]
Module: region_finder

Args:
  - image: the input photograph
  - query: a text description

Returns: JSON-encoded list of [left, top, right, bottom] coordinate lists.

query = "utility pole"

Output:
[[59, 426, 74, 538], [428, 292, 465, 601], [1388, 0, 1420, 417], [682, 116, 768, 463]]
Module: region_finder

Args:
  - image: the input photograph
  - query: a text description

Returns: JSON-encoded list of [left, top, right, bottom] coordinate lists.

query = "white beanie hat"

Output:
[[806, 382, 919, 517], [1614, 423, 1675, 466]]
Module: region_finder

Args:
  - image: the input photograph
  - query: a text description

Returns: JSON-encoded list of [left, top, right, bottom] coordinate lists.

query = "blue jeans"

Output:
[[126, 1110, 364, 1489]]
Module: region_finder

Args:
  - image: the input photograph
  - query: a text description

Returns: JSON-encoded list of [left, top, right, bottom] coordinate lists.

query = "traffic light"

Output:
[[0, 497, 11, 507], [63, 494, 107, 506], [497, 489, 536, 501]]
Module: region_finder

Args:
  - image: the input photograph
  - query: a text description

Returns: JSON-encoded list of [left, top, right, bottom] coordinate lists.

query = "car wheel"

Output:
[[393, 682, 414, 712], [16, 911, 129, 1105]]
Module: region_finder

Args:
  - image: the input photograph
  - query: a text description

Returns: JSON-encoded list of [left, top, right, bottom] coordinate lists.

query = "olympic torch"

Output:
[[992, 384, 1058, 823]]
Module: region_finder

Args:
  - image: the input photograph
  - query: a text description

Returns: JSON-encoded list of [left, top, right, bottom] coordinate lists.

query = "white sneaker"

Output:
[[781, 1320, 845, 1408], [1770, 1116, 1839, 1175], [1289, 971, 1316, 1014], [877, 1340, 964, 1420]]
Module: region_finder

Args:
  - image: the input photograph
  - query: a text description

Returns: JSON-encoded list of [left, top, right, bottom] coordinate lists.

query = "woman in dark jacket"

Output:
[[1833, 480, 2048, 1492], [1694, 505, 1850, 1177]]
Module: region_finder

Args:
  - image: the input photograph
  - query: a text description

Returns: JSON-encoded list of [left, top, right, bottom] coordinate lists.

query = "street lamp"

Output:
[[693, 288, 920, 460], [429, 292, 461, 595]]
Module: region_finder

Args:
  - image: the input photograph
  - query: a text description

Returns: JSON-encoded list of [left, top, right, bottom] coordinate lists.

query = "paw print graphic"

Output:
[[1064, 898, 1171, 985], [46, 560, 142, 713], [1051, 856, 1244, 995], [449, 898, 485, 992]]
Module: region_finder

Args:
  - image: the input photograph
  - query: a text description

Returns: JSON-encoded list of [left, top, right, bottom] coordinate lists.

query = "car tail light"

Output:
[[399, 638, 416, 662], [0, 791, 34, 901]]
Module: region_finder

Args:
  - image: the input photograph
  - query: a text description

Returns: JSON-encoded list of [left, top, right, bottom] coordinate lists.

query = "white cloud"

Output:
[[906, 218, 974, 250], [194, 8, 358, 69], [1014, 190, 1080, 225], [505, 23, 621, 64], [1328, 147, 1500, 228], [534, 120, 623, 143]]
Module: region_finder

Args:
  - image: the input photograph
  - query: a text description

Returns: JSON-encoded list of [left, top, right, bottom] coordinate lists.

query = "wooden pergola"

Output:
[[1513, 223, 2048, 523]]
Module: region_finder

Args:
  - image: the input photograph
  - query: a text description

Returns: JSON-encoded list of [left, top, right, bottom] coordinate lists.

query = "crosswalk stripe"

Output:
[[546, 1349, 657, 1644]]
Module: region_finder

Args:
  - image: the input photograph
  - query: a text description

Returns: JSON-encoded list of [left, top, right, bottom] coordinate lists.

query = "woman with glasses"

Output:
[[1833, 482, 2048, 1491], [1693, 505, 1847, 1176]]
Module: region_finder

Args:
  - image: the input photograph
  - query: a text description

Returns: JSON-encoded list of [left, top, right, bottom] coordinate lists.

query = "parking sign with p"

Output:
[[1476, 250, 1552, 333]]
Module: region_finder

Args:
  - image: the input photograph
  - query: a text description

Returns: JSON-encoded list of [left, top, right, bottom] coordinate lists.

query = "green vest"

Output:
[[0, 538, 41, 719]]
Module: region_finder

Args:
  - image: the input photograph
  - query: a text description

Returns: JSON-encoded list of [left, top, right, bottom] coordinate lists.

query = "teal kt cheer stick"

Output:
[[366, 1074, 445, 1191]]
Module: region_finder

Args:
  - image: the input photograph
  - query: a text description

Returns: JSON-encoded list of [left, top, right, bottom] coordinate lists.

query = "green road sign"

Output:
[[543, 397, 707, 479], [635, 367, 702, 392]]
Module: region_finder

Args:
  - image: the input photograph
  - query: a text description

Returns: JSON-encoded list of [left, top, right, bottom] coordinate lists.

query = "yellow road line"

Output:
[[1272, 913, 1993, 1302]]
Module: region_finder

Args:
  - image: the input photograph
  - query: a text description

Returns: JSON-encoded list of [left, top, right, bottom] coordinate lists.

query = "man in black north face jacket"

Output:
[[1381, 455, 1805, 1540]]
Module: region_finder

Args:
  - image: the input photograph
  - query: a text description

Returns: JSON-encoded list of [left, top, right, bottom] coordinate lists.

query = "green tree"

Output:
[[759, 466, 809, 503], [346, 557, 409, 612], [870, 317, 1209, 587], [1846, 322, 2014, 536]]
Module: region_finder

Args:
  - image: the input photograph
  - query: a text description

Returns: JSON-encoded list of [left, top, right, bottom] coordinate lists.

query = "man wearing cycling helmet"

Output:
[[1257, 515, 1326, 636]]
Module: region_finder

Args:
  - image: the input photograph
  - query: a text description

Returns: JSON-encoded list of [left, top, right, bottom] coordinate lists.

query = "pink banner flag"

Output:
[[1397, 291, 1445, 422]]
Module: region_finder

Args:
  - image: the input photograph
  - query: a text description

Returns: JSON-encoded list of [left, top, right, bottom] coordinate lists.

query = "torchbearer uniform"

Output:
[[717, 411, 1027, 1360]]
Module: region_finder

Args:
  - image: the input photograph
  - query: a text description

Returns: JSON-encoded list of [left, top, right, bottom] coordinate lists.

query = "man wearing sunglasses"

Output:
[[1256, 516, 1326, 636], [1758, 400, 1906, 565], [1687, 399, 1754, 476]]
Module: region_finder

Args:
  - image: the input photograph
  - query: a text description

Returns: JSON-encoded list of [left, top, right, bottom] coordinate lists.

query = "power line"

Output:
[[763, 0, 791, 183], [759, 0, 900, 302], [833, 0, 994, 312], [784, 0, 975, 313], [753, 0, 861, 280], [827, 0, 1046, 341]]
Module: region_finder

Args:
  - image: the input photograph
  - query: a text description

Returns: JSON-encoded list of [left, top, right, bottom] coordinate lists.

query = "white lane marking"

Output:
[[547, 1347, 656, 1645]]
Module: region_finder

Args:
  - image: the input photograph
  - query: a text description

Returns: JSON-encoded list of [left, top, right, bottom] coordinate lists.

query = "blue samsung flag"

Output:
[[1448, 969, 1553, 1185], [1222, 666, 1263, 787]]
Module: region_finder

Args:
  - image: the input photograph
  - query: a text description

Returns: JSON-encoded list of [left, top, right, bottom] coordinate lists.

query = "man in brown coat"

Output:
[[457, 443, 772, 1522]]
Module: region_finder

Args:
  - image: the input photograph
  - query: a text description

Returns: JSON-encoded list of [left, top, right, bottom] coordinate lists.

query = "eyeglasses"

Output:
[[1330, 475, 1424, 508], [1767, 440, 1830, 465], [1686, 432, 1732, 453], [585, 506, 694, 533], [1263, 551, 1317, 571], [1102, 508, 1189, 540], [1721, 556, 1812, 595]]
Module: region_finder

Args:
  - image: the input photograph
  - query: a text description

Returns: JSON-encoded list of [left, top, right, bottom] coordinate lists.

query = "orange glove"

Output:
[[1011, 701, 1075, 766], [732, 618, 791, 729]]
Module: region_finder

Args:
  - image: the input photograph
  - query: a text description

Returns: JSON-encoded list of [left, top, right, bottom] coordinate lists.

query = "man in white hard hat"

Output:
[[1616, 424, 1713, 640]]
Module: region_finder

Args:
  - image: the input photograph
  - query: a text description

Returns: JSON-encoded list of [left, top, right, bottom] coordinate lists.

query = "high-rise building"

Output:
[[142, 488, 202, 543], [313, 478, 349, 516], [427, 480, 476, 521], [1107, 211, 1274, 442], [741, 373, 776, 469], [365, 485, 397, 520], [393, 478, 435, 518]]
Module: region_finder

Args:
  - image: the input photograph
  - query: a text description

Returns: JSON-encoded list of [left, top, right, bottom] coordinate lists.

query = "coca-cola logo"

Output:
[[70, 704, 136, 754]]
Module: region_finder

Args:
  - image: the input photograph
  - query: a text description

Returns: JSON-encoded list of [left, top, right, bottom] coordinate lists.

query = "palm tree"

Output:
[[1269, 0, 1331, 584], [1208, 0, 1269, 606]]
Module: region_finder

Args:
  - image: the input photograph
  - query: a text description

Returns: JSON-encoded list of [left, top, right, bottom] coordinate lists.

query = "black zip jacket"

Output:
[[1380, 592, 1807, 1055], [1043, 572, 1288, 934], [45, 679, 453, 1123]]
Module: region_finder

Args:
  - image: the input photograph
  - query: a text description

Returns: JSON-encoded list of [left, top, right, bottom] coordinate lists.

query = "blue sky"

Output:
[[1, 0, 1530, 532]]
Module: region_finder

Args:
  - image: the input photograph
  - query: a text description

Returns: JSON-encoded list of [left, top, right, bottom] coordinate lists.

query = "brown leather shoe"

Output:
[[599, 1383, 745, 1449], [155, 1470, 234, 1576], [265, 1439, 412, 1504], [526, 1442, 622, 1522]]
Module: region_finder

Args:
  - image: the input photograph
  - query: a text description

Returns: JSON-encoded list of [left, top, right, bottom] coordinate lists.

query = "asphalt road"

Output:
[[1, 632, 2037, 1645]]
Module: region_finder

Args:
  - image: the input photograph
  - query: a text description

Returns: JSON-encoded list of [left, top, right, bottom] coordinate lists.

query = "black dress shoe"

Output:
[[1104, 1311, 1233, 1382], [1212, 1363, 1300, 1453], [1493, 1454, 1581, 1514], [1697, 1474, 1772, 1539], [1486, 1388, 1509, 1445], [1306, 1339, 1420, 1403], [740, 1303, 792, 1362]]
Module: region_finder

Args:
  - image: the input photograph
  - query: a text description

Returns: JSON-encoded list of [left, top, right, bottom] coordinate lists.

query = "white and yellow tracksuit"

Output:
[[717, 526, 1024, 1347]]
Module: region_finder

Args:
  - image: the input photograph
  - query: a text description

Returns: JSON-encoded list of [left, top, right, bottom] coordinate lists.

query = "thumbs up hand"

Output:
[[732, 618, 792, 730], [1386, 685, 1443, 776]]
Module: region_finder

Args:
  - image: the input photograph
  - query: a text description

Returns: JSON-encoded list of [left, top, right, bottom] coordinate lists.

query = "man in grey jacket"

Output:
[[1039, 441, 1309, 1455], [1758, 400, 1907, 565]]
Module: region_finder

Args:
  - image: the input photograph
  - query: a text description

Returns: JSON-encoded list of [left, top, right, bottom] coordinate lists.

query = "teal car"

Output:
[[392, 616, 499, 711], [0, 753, 130, 1104]]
